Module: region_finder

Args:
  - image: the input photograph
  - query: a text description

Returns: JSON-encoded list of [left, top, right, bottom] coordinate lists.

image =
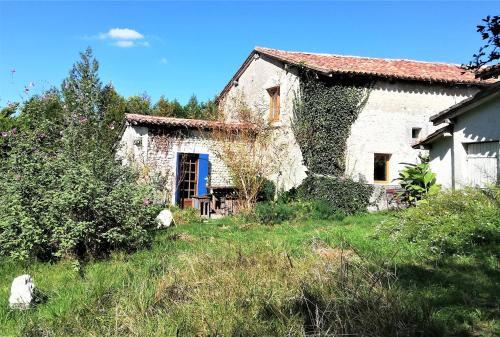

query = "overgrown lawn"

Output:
[[0, 212, 498, 336]]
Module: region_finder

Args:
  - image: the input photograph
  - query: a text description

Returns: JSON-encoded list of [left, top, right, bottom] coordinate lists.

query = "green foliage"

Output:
[[153, 96, 185, 118], [150, 95, 219, 120], [184, 94, 202, 119], [0, 103, 19, 132], [252, 200, 346, 225], [290, 263, 434, 337], [0, 48, 159, 261], [62, 47, 102, 118], [126, 94, 152, 115], [171, 207, 203, 226], [293, 77, 370, 176], [291, 76, 373, 213], [99, 83, 127, 131], [297, 175, 373, 215], [396, 155, 440, 205], [252, 202, 296, 224], [256, 177, 276, 202], [0, 212, 497, 336], [380, 187, 500, 257], [277, 187, 298, 203]]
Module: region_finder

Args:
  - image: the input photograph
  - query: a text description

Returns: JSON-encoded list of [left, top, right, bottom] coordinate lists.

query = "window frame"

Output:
[[411, 127, 422, 139], [373, 153, 391, 184], [267, 86, 280, 122]]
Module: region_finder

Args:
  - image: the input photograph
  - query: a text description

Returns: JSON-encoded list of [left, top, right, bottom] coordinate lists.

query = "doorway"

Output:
[[178, 154, 199, 208]]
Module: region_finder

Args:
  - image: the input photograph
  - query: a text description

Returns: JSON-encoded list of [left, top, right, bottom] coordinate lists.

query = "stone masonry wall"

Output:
[[119, 124, 233, 205]]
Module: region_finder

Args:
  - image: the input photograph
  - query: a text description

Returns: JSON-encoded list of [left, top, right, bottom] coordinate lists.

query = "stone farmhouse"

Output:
[[120, 47, 492, 214]]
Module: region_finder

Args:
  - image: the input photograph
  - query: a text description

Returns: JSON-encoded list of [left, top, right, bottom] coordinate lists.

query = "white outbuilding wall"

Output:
[[428, 136, 454, 188], [453, 96, 500, 187], [429, 94, 500, 188]]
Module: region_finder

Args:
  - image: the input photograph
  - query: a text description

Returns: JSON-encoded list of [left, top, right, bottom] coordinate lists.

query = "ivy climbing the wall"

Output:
[[293, 73, 374, 213], [293, 75, 371, 176]]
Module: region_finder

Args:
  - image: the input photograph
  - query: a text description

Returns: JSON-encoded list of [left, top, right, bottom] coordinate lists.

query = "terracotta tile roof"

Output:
[[125, 113, 254, 130], [255, 47, 486, 85], [218, 47, 490, 102]]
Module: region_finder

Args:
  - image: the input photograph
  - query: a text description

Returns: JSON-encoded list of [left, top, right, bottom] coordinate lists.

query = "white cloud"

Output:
[[93, 28, 151, 48], [101, 28, 144, 40], [160, 57, 167, 64], [113, 40, 135, 48]]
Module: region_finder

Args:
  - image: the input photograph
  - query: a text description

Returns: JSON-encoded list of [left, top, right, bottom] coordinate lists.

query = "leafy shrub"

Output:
[[171, 207, 203, 226], [256, 178, 276, 202], [0, 49, 160, 261], [0, 116, 160, 261], [277, 186, 298, 203], [379, 187, 500, 257], [306, 199, 347, 220], [251, 200, 346, 225], [253, 202, 296, 225], [297, 175, 373, 215], [396, 155, 440, 205]]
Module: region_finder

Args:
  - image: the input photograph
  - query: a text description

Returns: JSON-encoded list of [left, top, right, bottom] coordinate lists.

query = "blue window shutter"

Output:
[[198, 153, 209, 196], [175, 153, 181, 204]]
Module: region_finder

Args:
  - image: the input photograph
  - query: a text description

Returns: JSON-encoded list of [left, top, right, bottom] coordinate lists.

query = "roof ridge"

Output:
[[254, 46, 464, 67]]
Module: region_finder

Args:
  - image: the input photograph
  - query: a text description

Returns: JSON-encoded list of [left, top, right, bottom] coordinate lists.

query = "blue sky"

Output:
[[0, 1, 498, 107]]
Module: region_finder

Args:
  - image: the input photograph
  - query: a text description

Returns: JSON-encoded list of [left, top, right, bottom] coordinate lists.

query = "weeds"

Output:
[[0, 210, 497, 336]]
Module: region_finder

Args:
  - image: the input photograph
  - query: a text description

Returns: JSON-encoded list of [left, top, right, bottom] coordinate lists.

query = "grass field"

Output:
[[0, 212, 498, 336]]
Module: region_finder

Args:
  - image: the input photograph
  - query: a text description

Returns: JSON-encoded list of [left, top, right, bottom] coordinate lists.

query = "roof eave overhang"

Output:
[[412, 125, 453, 149]]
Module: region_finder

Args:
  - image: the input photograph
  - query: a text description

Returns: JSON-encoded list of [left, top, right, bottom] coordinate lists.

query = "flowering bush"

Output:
[[0, 49, 160, 261]]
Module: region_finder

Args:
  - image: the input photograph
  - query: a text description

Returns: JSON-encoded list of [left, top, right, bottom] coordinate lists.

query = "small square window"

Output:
[[374, 153, 391, 182], [267, 86, 280, 122], [412, 127, 422, 139]]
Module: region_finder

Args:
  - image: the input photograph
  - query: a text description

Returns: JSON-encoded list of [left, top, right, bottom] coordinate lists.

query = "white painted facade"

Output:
[[429, 93, 500, 188], [219, 53, 478, 193]]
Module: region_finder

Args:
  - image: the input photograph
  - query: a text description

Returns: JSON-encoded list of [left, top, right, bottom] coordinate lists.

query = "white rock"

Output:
[[156, 209, 174, 229], [9, 274, 35, 309]]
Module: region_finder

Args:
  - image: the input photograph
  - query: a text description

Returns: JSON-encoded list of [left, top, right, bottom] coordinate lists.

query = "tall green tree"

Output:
[[126, 94, 152, 115], [200, 98, 220, 121], [184, 94, 202, 119], [100, 82, 127, 134], [62, 47, 102, 119], [153, 96, 185, 118]]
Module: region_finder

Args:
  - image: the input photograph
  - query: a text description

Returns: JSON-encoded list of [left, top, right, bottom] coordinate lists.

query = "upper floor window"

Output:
[[267, 86, 280, 122]]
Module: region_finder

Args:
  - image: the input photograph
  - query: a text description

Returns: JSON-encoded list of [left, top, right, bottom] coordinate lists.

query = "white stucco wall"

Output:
[[119, 125, 232, 205], [451, 94, 500, 188], [346, 82, 476, 184], [220, 53, 478, 192], [429, 135, 454, 188]]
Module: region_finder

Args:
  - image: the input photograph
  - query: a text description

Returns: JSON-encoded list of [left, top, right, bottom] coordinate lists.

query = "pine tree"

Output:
[[62, 47, 102, 120]]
